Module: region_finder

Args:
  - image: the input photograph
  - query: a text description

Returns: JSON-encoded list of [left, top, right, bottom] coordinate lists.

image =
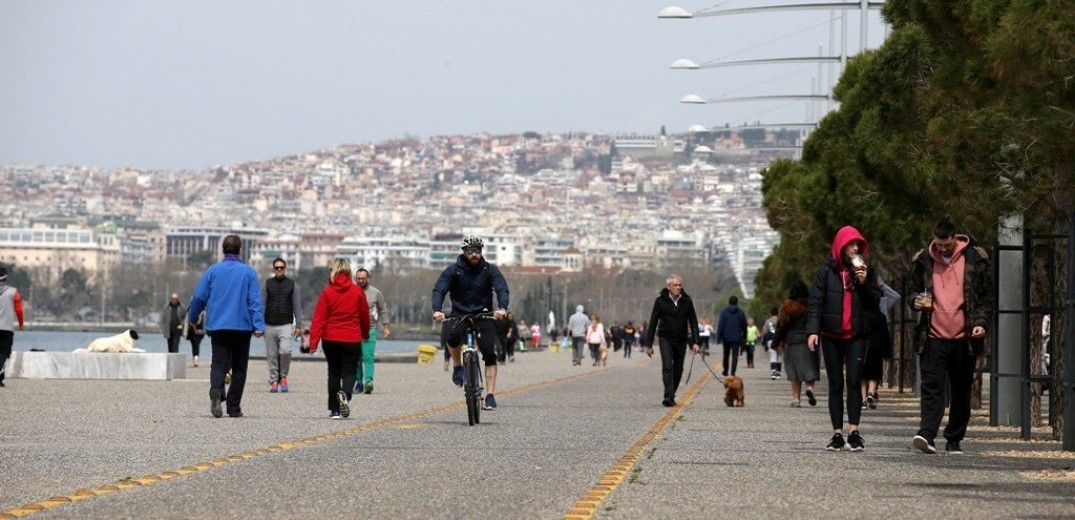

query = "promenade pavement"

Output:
[[1, 348, 1072, 519]]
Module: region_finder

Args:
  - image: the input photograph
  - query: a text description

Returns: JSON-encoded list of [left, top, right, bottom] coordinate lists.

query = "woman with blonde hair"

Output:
[[308, 258, 370, 419], [587, 314, 607, 367]]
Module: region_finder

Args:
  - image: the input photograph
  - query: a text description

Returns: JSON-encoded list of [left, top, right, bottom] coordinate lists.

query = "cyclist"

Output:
[[432, 235, 510, 411]]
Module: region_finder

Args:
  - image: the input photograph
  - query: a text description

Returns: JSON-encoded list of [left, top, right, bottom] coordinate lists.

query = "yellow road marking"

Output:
[[563, 366, 713, 520], [0, 366, 621, 519]]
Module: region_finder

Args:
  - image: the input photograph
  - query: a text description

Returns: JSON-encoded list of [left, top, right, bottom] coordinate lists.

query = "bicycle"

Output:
[[445, 312, 496, 426]]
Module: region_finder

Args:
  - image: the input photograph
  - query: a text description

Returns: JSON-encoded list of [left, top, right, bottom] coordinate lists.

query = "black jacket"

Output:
[[645, 288, 700, 345], [806, 257, 882, 339], [431, 255, 510, 315]]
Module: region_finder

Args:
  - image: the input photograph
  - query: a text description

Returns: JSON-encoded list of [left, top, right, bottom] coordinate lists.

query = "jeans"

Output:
[[356, 327, 378, 384], [209, 330, 253, 415], [571, 336, 586, 364], [722, 342, 741, 376], [264, 324, 294, 382]]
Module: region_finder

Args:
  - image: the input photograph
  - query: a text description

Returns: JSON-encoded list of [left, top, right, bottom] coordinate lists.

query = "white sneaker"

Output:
[[338, 391, 350, 418], [193, 355, 199, 367]]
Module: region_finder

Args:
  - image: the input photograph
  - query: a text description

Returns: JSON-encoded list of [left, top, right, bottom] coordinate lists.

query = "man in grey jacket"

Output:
[[567, 305, 590, 367], [355, 268, 390, 394]]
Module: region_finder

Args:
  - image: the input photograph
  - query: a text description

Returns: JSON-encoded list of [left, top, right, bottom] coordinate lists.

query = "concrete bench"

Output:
[[8, 352, 187, 380]]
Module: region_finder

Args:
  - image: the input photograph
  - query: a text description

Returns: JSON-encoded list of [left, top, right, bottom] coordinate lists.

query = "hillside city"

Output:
[[1, 127, 795, 303]]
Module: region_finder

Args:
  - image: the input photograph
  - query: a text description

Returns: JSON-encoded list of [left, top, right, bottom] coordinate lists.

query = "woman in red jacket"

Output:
[[308, 258, 370, 419]]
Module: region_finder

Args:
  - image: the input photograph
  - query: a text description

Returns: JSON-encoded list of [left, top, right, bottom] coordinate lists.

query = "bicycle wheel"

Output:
[[464, 351, 479, 426], [469, 353, 481, 424]]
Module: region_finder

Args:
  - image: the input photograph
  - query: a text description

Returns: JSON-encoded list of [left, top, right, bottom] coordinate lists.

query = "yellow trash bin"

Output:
[[548, 344, 559, 353], [417, 344, 438, 364]]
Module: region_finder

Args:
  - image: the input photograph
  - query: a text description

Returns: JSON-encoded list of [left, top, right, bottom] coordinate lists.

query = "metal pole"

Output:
[[859, 0, 868, 52], [1022, 228, 1032, 439], [990, 246, 999, 426], [1064, 212, 1075, 450]]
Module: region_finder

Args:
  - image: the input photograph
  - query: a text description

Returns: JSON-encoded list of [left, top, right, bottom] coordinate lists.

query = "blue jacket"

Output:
[[188, 255, 266, 333], [716, 304, 747, 344], [431, 255, 509, 315]]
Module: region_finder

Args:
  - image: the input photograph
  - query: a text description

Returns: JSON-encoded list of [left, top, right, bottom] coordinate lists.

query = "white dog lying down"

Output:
[[74, 330, 145, 353]]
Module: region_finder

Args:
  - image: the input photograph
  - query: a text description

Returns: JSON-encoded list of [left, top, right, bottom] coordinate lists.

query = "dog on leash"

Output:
[[723, 375, 745, 407]]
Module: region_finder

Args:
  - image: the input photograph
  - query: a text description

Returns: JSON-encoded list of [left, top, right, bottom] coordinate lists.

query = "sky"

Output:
[[0, 1, 887, 171]]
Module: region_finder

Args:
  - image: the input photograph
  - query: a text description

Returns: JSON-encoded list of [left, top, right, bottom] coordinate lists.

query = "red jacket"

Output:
[[309, 273, 370, 352]]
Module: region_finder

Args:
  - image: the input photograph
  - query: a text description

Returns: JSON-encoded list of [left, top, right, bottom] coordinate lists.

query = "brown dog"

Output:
[[723, 376, 745, 407]]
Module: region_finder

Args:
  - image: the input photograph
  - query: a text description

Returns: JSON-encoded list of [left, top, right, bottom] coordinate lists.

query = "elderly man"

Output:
[[644, 274, 701, 407]]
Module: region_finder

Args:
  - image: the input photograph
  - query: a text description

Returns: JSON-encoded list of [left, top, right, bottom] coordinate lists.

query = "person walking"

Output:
[[0, 267, 25, 387], [862, 280, 899, 409], [160, 293, 186, 354], [774, 281, 818, 408], [308, 258, 370, 419], [909, 218, 993, 455], [262, 258, 304, 393], [622, 321, 637, 358], [567, 305, 591, 367], [745, 317, 759, 368], [807, 225, 882, 451], [644, 274, 701, 407], [697, 318, 713, 357], [354, 268, 390, 394], [587, 315, 607, 367], [188, 235, 266, 418], [495, 311, 517, 364], [716, 296, 748, 376], [187, 309, 206, 367], [762, 306, 782, 379]]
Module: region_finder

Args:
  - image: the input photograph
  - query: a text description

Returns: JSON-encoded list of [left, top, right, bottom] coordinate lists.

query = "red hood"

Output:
[[329, 272, 355, 292], [831, 225, 868, 267]]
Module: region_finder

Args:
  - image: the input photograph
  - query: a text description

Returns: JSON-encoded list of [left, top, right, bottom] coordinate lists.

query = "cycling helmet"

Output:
[[461, 235, 484, 250]]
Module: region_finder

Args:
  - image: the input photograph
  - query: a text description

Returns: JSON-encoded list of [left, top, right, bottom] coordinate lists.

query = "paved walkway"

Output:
[[1, 349, 1072, 519]]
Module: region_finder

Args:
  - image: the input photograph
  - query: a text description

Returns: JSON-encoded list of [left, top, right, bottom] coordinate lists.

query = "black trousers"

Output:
[[0, 330, 12, 383], [209, 330, 252, 415], [659, 338, 688, 401], [918, 338, 975, 442], [322, 340, 360, 414], [722, 342, 741, 376], [821, 336, 867, 430], [189, 334, 204, 357], [167, 333, 182, 354]]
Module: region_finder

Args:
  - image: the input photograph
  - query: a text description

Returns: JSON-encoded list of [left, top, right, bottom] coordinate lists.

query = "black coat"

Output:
[[645, 288, 701, 345], [806, 258, 882, 339]]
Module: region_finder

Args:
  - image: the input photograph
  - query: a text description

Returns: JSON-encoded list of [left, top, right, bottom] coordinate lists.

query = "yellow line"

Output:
[[563, 366, 713, 520], [0, 366, 621, 520]]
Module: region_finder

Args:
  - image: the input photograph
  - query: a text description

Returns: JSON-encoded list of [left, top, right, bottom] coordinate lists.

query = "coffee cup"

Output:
[[916, 291, 933, 310], [851, 254, 866, 269]]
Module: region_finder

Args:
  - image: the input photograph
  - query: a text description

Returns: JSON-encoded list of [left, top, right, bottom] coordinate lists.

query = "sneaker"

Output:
[[364, 382, 373, 394], [270, 381, 279, 393], [280, 378, 289, 393], [770, 372, 778, 380], [193, 355, 199, 367], [913, 435, 937, 454], [338, 391, 350, 418], [805, 388, 817, 407], [790, 400, 801, 408], [826, 433, 846, 451], [662, 398, 675, 407], [227, 411, 243, 418], [483, 393, 497, 410], [866, 392, 876, 409], [451, 365, 464, 387], [847, 431, 865, 452], [330, 411, 342, 420], [945, 440, 963, 455], [354, 382, 364, 394], [210, 389, 223, 418]]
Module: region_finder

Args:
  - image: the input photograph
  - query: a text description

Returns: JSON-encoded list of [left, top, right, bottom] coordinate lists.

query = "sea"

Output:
[[12, 330, 430, 363]]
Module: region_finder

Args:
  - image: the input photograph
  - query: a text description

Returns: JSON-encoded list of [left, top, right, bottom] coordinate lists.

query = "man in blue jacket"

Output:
[[717, 296, 748, 377], [189, 235, 266, 418], [432, 235, 510, 411]]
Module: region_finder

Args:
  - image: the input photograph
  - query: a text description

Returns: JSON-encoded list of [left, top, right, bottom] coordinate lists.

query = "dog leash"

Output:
[[697, 351, 726, 385], [684, 351, 697, 385]]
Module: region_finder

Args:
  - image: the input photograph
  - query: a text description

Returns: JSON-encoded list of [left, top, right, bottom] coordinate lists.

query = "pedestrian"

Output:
[[745, 317, 759, 368], [188, 235, 266, 418], [774, 281, 818, 407], [861, 280, 899, 409], [308, 258, 370, 419], [637, 320, 651, 356], [644, 274, 701, 407], [495, 311, 517, 364], [0, 267, 25, 387], [186, 309, 206, 367], [610, 321, 624, 354], [530, 321, 543, 350], [909, 218, 992, 455], [567, 305, 591, 367], [807, 225, 882, 451], [262, 258, 304, 394], [716, 296, 748, 376], [622, 320, 637, 358], [354, 268, 390, 394], [160, 293, 186, 354], [697, 317, 713, 357], [761, 306, 781, 379], [586, 314, 607, 367]]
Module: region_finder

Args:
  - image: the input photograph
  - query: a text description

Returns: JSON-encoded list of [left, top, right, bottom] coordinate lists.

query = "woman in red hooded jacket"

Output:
[[309, 258, 370, 419], [807, 226, 882, 452]]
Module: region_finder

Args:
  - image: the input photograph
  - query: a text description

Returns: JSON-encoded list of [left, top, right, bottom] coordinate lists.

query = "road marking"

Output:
[[563, 367, 713, 520], [0, 366, 622, 519]]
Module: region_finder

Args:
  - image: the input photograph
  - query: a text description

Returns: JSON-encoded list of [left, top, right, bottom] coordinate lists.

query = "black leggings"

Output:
[[821, 336, 867, 430], [322, 340, 360, 413]]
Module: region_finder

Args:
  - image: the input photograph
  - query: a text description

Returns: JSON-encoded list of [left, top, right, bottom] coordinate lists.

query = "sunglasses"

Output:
[[463, 247, 482, 255], [273, 266, 286, 271]]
